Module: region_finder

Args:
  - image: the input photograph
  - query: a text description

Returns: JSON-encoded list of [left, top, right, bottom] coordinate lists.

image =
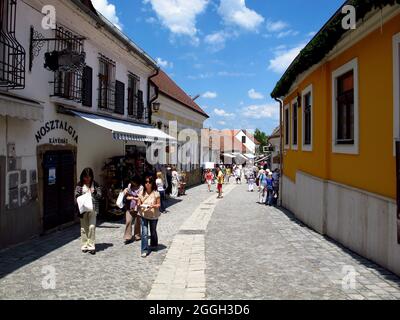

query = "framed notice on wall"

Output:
[[397, 141, 400, 244]]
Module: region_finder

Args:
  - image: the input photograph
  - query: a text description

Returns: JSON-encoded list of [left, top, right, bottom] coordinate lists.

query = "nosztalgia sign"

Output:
[[35, 120, 79, 144]]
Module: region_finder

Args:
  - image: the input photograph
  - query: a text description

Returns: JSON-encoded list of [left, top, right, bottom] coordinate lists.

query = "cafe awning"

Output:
[[71, 111, 176, 142], [0, 92, 43, 121]]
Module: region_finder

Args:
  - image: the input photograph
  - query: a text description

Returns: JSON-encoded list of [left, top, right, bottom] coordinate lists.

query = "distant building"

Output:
[[268, 127, 281, 171]]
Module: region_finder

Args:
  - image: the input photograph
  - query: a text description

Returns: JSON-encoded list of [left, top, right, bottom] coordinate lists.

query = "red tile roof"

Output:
[[150, 70, 209, 118]]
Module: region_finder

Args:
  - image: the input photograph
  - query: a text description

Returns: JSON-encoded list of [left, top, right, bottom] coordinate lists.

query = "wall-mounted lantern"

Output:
[[152, 102, 161, 113]]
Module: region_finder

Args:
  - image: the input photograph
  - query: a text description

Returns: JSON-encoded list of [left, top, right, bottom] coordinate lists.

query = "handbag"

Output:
[[77, 192, 93, 214], [116, 191, 125, 209]]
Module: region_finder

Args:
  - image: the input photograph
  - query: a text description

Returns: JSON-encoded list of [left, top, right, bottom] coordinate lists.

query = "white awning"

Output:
[[71, 111, 176, 142], [0, 93, 43, 121], [223, 153, 236, 159], [244, 154, 256, 159]]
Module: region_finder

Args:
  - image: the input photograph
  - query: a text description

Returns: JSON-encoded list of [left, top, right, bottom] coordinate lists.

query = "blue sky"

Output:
[[92, 0, 344, 135]]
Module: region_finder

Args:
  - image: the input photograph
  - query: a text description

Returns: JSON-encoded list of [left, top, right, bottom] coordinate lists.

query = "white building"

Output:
[[268, 126, 281, 171], [0, 0, 173, 248]]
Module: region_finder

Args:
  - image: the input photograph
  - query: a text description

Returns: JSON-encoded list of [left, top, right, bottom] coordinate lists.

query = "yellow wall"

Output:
[[283, 13, 400, 200]]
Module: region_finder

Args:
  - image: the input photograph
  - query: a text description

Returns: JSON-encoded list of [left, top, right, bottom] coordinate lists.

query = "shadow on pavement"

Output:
[[96, 243, 114, 252], [276, 206, 400, 287]]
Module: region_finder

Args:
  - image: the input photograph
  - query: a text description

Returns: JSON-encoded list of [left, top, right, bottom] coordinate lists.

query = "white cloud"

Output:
[[214, 108, 235, 117], [202, 91, 218, 99], [143, 0, 209, 40], [266, 20, 288, 33], [218, 121, 227, 126], [248, 89, 264, 100], [276, 30, 299, 39], [218, 0, 264, 31], [156, 57, 173, 69], [146, 17, 157, 24], [268, 43, 306, 74], [241, 102, 279, 119], [92, 0, 122, 30]]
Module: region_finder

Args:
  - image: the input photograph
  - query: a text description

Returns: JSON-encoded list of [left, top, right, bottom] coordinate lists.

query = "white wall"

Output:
[[235, 131, 256, 154], [269, 136, 281, 171], [283, 171, 400, 276]]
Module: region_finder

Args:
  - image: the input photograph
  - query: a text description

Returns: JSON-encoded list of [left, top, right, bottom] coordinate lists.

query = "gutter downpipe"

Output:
[[274, 97, 284, 207], [148, 68, 160, 125]]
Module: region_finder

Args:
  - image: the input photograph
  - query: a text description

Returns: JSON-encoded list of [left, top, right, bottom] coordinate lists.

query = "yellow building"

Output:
[[271, 1, 400, 275]]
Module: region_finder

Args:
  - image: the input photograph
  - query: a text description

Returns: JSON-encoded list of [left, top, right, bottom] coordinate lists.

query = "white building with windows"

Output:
[[0, 0, 174, 248]]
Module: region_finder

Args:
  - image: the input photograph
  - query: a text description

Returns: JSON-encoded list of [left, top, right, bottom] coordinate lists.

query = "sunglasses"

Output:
[[145, 181, 151, 184]]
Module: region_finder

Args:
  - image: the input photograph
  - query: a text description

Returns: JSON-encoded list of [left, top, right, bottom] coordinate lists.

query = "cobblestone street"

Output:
[[1, 183, 400, 300]]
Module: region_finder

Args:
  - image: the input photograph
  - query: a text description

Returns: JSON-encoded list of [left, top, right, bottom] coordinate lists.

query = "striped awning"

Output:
[[71, 111, 176, 142]]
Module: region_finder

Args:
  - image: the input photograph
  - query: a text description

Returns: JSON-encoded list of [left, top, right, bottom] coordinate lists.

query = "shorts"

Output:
[[217, 184, 223, 192], [207, 180, 212, 186]]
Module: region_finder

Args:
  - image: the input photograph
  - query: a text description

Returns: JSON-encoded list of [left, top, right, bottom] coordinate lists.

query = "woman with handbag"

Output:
[[75, 168, 102, 255], [123, 176, 143, 244], [138, 176, 161, 258]]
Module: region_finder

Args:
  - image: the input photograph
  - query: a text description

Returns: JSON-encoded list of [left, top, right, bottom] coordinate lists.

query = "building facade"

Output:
[[0, 0, 172, 249], [271, 1, 400, 275], [150, 70, 209, 186]]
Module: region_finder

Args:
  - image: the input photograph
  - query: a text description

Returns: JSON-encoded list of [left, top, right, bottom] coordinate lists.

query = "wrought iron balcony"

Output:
[[0, 0, 26, 89]]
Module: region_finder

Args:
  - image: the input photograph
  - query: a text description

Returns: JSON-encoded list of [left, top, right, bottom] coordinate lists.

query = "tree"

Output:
[[254, 129, 269, 153]]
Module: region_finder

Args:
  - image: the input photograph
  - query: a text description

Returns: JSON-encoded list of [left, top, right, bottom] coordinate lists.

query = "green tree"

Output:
[[254, 128, 269, 153]]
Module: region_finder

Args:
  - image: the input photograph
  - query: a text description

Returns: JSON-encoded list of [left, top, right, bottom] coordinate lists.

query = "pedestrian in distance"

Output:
[[235, 166, 242, 184], [248, 170, 256, 192], [266, 172, 275, 206], [216, 167, 224, 199], [138, 176, 161, 258], [156, 172, 166, 213], [257, 169, 267, 204], [75, 168, 102, 255], [171, 166, 179, 198], [123, 176, 143, 244], [205, 169, 214, 192]]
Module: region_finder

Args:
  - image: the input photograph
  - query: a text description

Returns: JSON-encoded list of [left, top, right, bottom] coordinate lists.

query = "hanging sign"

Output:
[[35, 119, 79, 144]]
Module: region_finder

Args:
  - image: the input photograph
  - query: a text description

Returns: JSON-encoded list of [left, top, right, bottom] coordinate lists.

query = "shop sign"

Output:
[[35, 120, 79, 144]]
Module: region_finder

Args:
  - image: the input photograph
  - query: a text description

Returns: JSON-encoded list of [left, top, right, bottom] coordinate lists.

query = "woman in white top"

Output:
[[156, 172, 166, 213], [171, 167, 179, 198]]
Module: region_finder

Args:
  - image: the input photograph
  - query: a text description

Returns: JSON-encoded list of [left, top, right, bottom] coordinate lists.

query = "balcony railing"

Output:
[[50, 26, 85, 102], [0, 0, 26, 89]]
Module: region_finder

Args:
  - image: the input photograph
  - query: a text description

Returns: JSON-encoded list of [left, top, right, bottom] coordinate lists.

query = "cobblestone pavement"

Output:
[[148, 185, 236, 300], [206, 184, 400, 300], [2, 182, 400, 300], [0, 184, 214, 300]]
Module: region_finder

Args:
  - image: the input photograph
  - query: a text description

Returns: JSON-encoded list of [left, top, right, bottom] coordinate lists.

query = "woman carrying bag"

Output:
[[138, 176, 161, 258], [75, 168, 102, 255], [123, 176, 143, 244]]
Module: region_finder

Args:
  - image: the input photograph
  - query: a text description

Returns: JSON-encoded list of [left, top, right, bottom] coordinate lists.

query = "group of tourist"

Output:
[[74, 166, 186, 258]]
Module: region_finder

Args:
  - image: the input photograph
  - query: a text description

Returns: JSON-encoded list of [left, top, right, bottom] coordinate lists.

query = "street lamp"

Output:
[[152, 102, 161, 113]]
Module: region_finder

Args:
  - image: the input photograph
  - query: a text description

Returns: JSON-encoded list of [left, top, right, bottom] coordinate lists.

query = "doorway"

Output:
[[42, 150, 75, 231]]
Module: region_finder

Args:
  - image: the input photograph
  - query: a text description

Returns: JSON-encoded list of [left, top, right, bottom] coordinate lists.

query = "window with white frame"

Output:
[[332, 58, 359, 154], [302, 85, 313, 152], [291, 99, 298, 150], [284, 104, 290, 149], [394, 33, 400, 155]]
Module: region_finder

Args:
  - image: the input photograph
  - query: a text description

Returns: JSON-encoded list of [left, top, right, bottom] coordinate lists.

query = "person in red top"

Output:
[[205, 169, 214, 192]]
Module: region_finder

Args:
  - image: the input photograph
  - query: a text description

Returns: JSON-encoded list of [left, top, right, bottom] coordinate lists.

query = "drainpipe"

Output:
[[274, 97, 284, 207], [147, 67, 160, 125]]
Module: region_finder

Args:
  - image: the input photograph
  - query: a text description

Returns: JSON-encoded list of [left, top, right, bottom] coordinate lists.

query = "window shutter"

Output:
[[115, 80, 125, 115], [82, 66, 93, 107], [137, 90, 144, 119]]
